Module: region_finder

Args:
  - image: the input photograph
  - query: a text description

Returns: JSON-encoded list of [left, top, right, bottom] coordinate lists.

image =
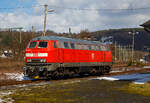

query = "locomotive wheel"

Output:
[[89, 67, 98, 76], [105, 66, 111, 73], [99, 67, 104, 75], [52, 71, 60, 80], [79, 73, 85, 77], [68, 71, 74, 78]]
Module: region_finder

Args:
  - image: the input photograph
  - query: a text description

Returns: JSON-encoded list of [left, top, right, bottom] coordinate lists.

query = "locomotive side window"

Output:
[[83, 44, 88, 50], [89, 45, 91, 50], [76, 44, 81, 49], [38, 41, 48, 48], [84, 45, 88, 50], [96, 46, 99, 50], [70, 43, 75, 49], [107, 47, 110, 51], [91, 45, 95, 50], [79, 44, 82, 49], [64, 42, 69, 48], [99, 46, 102, 50], [28, 41, 37, 48], [53, 41, 57, 48], [101, 46, 107, 51], [82, 44, 84, 49]]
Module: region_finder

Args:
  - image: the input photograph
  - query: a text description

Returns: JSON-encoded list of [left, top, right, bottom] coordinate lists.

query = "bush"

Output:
[[135, 61, 144, 67], [127, 60, 133, 66]]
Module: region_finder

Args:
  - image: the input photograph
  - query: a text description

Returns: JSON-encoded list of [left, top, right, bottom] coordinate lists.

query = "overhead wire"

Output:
[[0, 4, 150, 11], [0, 5, 44, 10], [47, 5, 150, 11]]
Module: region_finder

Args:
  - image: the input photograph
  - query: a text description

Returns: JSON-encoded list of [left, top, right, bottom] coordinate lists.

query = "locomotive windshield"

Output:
[[28, 41, 37, 48], [38, 41, 48, 48]]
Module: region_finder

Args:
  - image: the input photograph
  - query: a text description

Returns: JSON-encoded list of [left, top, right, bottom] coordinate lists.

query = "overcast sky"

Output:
[[0, 0, 150, 33]]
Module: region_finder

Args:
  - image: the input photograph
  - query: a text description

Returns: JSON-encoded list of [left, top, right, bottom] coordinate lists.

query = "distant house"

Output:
[[140, 20, 150, 33], [0, 50, 13, 58]]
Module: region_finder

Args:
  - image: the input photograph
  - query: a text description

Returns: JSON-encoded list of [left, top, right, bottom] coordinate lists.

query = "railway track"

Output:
[[0, 68, 150, 87]]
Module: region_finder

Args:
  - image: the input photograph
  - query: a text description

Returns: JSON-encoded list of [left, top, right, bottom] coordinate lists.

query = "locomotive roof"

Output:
[[32, 36, 103, 45]]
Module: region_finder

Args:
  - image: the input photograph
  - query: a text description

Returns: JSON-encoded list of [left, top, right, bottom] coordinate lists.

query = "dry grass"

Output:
[[0, 58, 24, 73], [121, 83, 150, 96]]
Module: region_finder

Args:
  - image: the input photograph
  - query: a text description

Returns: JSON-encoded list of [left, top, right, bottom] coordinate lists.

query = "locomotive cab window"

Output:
[[38, 41, 48, 48], [53, 41, 57, 48], [28, 41, 37, 48]]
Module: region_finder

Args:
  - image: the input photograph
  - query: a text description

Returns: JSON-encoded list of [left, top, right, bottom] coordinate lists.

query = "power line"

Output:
[[0, 4, 150, 11], [0, 5, 44, 10], [48, 5, 150, 11]]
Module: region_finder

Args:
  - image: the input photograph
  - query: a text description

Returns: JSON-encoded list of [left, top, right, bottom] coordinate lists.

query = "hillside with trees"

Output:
[[0, 28, 150, 60]]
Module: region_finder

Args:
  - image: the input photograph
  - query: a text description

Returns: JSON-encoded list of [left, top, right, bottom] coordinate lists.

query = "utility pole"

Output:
[[114, 41, 117, 61], [18, 27, 22, 44], [43, 4, 48, 36], [129, 30, 139, 63], [9, 27, 23, 43], [69, 28, 72, 38], [32, 26, 34, 38], [118, 45, 120, 61], [101, 36, 104, 43]]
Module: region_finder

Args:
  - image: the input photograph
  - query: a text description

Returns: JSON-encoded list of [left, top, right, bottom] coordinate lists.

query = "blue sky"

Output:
[[0, 0, 36, 13], [0, 0, 150, 33]]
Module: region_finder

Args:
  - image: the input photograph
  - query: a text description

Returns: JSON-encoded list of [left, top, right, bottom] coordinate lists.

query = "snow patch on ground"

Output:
[[63, 80, 81, 85], [110, 70, 122, 73], [0, 73, 32, 81], [4, 73, 24, 81], [93, 73, 150, 84]]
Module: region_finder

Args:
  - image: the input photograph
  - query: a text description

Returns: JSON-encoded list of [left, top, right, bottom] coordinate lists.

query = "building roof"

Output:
[[140, 20, 150, 27], [140, 20, 150, 33], [32, 36, 103, 45]]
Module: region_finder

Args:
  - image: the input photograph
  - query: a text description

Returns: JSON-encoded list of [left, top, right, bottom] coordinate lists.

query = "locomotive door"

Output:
[[52, 40, 60, 63], [57, 41, 64, 63]]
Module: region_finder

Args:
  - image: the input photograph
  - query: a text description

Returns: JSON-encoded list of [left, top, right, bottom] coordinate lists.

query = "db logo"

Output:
[[91, 53, 95, 60], [33, 53, 37, 57]]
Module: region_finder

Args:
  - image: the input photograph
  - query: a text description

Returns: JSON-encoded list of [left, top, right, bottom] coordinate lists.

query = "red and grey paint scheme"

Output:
[[23, 36, 112, 79]]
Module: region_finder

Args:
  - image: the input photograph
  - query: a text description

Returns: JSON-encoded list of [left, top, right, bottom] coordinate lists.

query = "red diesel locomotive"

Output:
[[23, 36, 112, 79]]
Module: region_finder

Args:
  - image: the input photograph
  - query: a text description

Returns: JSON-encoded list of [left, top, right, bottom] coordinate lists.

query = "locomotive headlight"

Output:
[[26, 53, 33, 57], [38, 53, 48, 57], [39, 67, 44, 71], [22, 66, 27, 71], [40, 59, 46, 62], [27, 59, 32, 62]]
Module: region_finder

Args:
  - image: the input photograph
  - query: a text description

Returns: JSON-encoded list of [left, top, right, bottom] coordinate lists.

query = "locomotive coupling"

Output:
[[34, 76, 39, 79]]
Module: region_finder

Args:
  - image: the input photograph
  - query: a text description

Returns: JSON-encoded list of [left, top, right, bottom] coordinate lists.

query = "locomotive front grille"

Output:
[[26, 58, 48, 66], [31, 59, 41, 63]]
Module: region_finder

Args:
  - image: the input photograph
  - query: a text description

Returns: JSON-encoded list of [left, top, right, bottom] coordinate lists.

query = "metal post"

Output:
[[132, 32, 135, 63], [43, 4, 48, 36], [114, 41, 117, 61], [69, 28, 72, 38], [32, 26, 34, 38], [19, 28, 22, 44], [118, 45, 120, 61], [129, 30, 139, 63]]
